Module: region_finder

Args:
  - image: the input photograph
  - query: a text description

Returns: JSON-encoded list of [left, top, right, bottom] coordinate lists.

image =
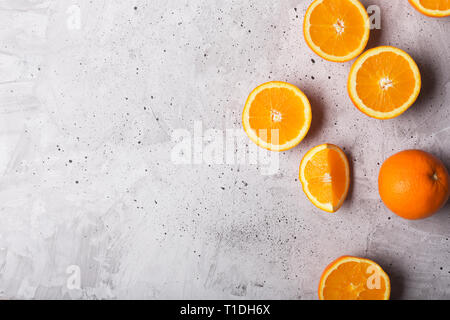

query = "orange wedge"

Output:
[[348, 46, 421, 119], [303, 0, 370, 62], [299, 144, 350, 213], [409, 0, 450, 17], [242, 82, 312, 152], [318, 256, 391, 300]]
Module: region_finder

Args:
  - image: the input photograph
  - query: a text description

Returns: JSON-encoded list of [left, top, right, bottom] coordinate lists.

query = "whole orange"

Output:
[[378, 150, 449, 220]]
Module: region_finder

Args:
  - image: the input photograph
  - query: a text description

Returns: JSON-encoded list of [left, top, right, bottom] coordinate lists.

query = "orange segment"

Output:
[[348, 46, 421, 119], [319, 256, 391, 300], [299, 144, 350, 213], [408, 0, 450, 17], [242, 82, 312, 151], [303, 0, 370, 62]]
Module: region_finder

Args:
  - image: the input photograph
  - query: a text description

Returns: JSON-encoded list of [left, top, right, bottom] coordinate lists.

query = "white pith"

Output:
[[271, 109, 282, 122], [333, 19, 345, 35], [380, 77, 393, 90], [322, 172, 332, 183]]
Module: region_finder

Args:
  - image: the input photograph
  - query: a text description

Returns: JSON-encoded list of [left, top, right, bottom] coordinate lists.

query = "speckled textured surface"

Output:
[[0, 0, 449, 299]]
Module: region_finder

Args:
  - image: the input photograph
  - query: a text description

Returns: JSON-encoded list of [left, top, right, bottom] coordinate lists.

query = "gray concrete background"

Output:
[[0, 0, 449, 299]]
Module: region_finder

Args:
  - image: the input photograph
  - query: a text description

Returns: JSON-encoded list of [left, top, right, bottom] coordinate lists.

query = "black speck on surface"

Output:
[[311, 58, 315, 63]]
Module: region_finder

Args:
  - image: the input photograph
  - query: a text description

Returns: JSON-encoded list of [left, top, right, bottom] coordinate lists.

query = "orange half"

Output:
[[409, 0, 450, 17], [242, 82, 312, 152], [299, 144, 350, 213], [348, 46, 421, 119], [319, 256, 391, 300], [303, 0, 370, 62]]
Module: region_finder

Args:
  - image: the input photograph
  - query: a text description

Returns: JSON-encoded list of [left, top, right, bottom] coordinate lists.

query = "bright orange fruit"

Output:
[[319, 256, 391, 300], [299, 144, 350, 213], [378, 150, 450, 220], [242, 82, 312, 152], [408, 0, 450, 17], [348, 46, 421, 119], [303, 0, 370, 62]]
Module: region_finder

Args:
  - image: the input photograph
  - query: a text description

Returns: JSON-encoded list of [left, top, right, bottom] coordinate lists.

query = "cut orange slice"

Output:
[[408, 0, 450, 17], [303, 0, 370, 62], [242, 82, 312, 152], [348, 46, 421, 120], [318, 256, 391, 300], [299, 144, 350, 213]]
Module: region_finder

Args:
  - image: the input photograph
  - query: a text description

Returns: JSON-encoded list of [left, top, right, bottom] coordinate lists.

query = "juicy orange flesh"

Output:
[[248, 87, 306, 145], [355, 52, 416, 112], [419, 0, 450, 10], [309, 0, 366, 56], [304, 148, 347, 206], [322, 261, 388, 300]]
